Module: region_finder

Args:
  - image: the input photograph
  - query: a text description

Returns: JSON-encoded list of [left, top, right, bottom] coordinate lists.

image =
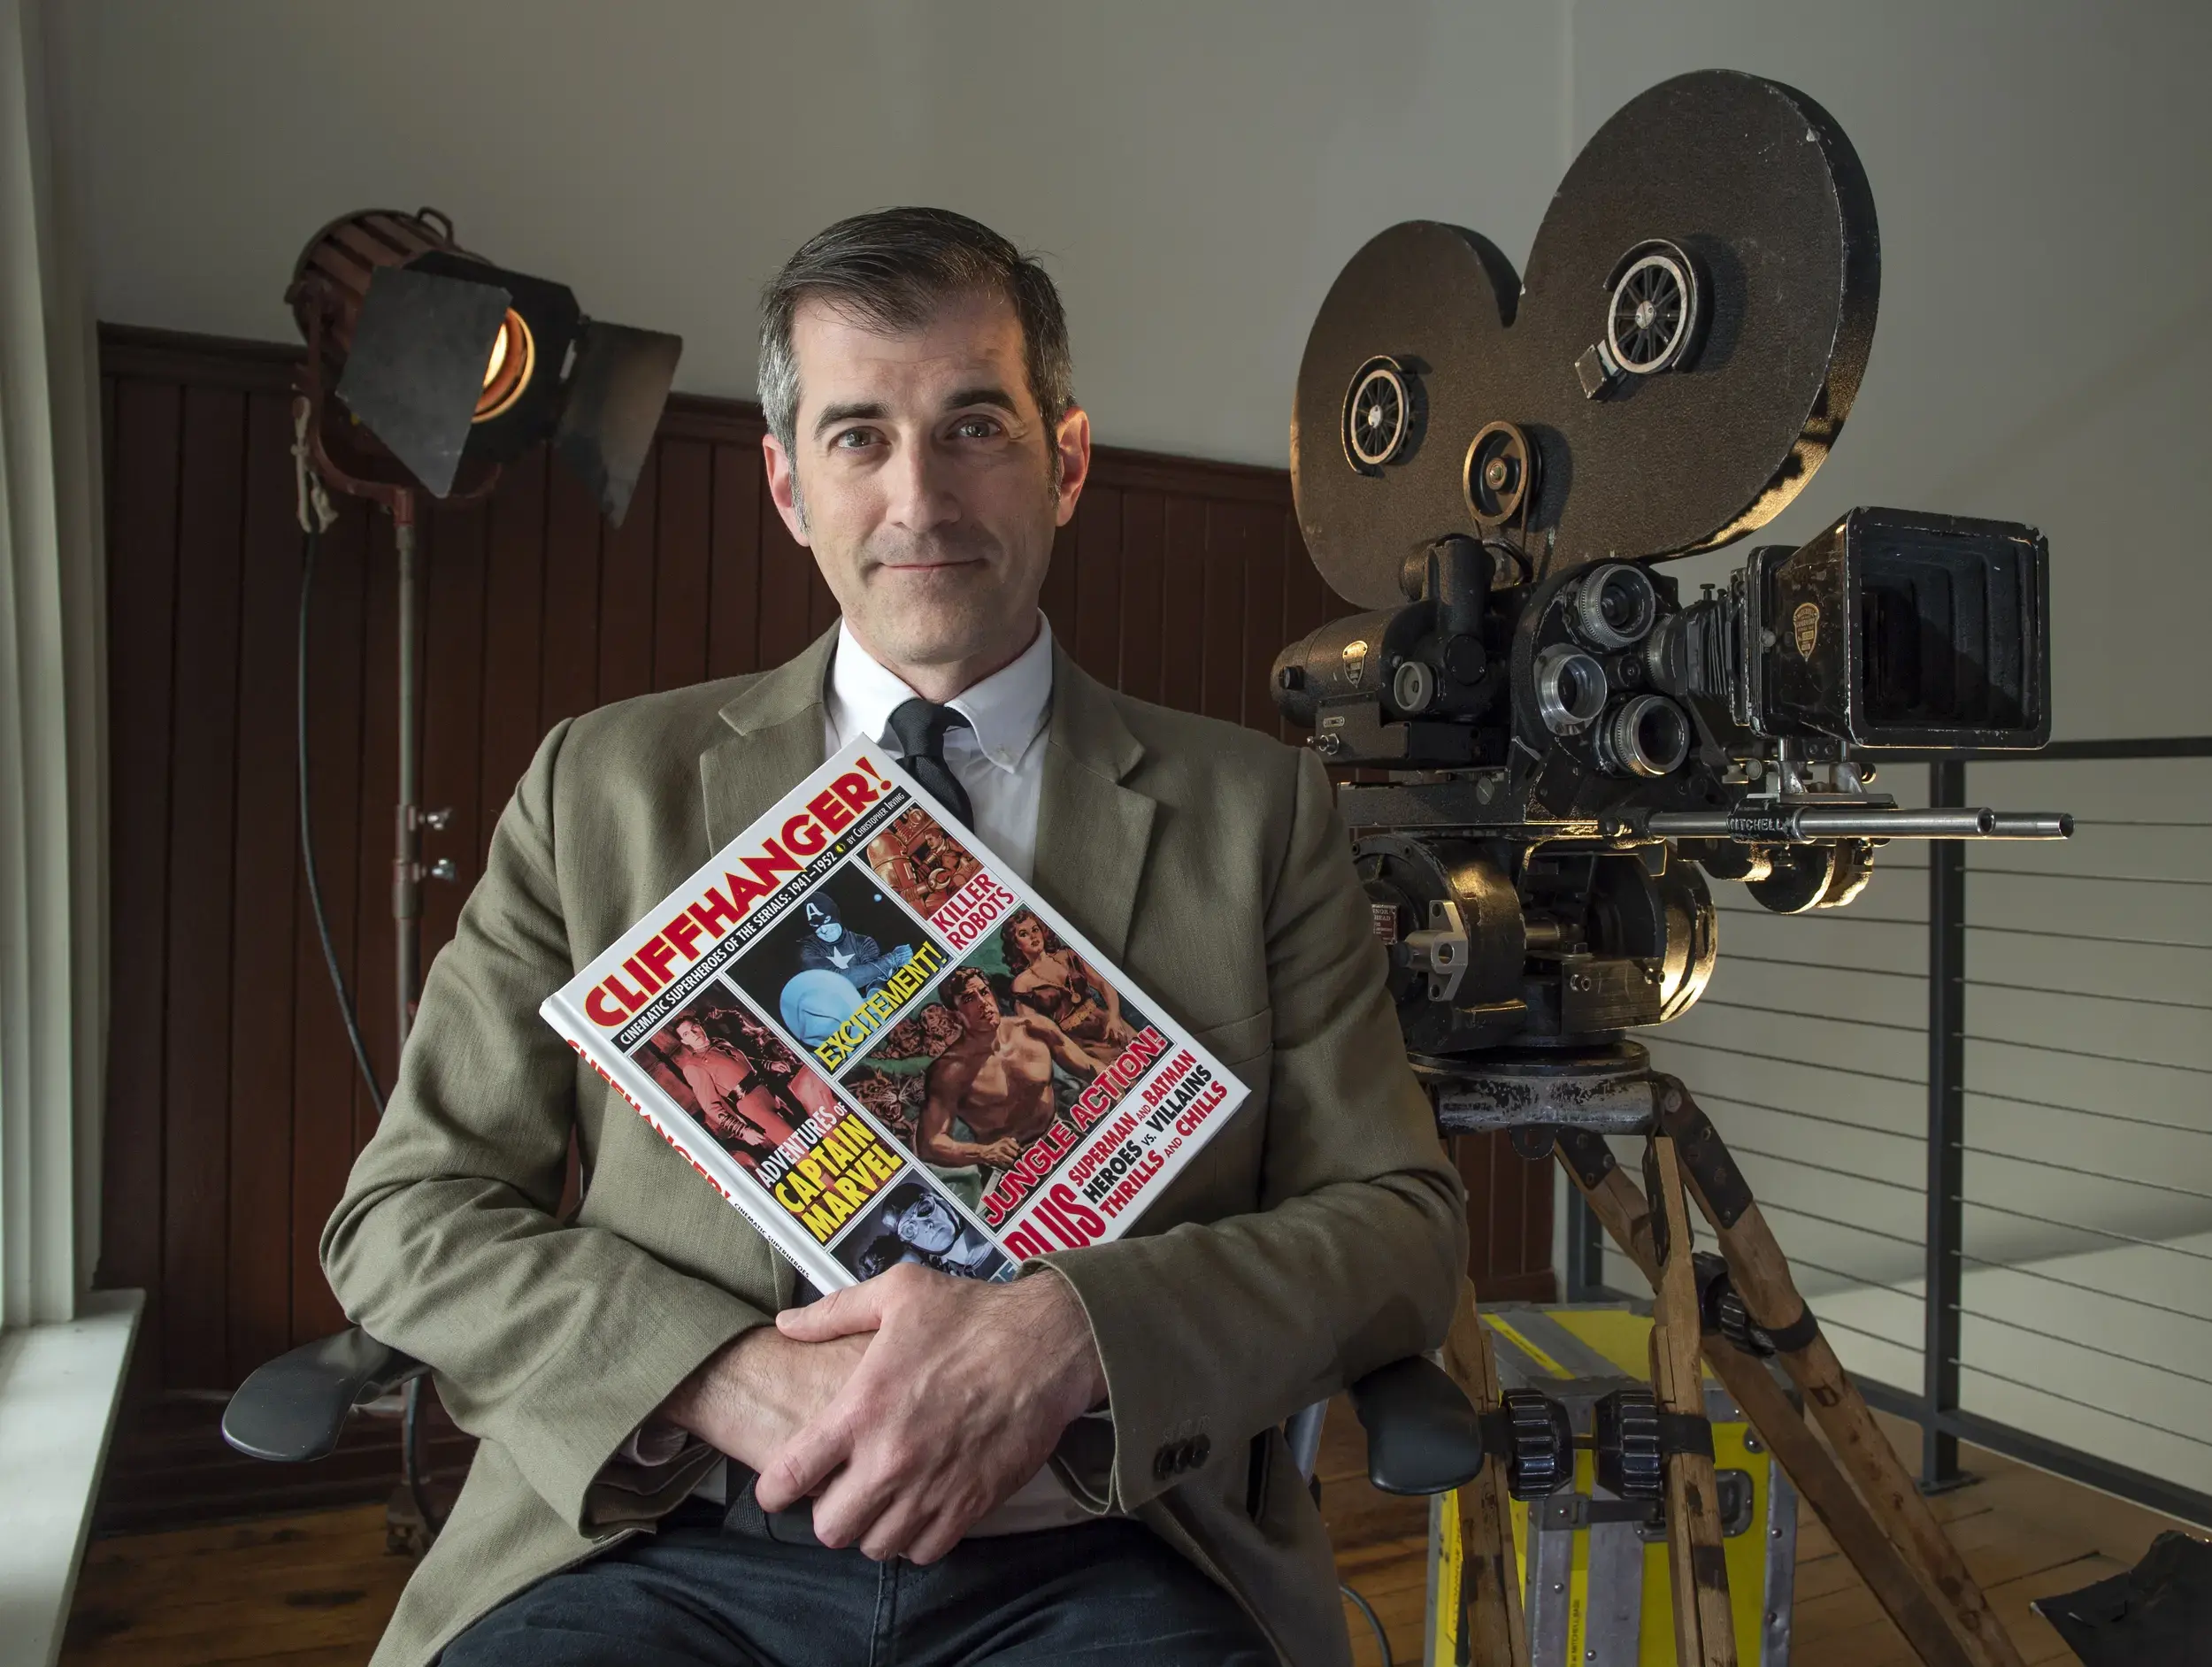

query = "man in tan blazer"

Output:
[[323, 207, 1465, 1667]]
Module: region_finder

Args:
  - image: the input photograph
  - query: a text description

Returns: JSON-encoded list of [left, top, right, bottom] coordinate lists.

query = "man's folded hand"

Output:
[[754, 1264, 1106, 1563]]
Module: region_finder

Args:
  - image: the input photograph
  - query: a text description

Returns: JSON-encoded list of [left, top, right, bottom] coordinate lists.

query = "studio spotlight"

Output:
[[285, 207, 685, 1138], [288, 206, 681, 521]]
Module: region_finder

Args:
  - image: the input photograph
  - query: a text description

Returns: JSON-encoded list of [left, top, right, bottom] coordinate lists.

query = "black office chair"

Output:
[[223, 1327, 447, 1548], [225, 1328, 1482, 1663]]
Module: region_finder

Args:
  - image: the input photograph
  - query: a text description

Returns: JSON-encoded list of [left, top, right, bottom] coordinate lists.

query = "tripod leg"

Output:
[[1556, 1131, 1976, 1667], [1440, 1278, 1528, 1665], [1646, 1134, 1739, 1667], [1654, 1080, 2026, 1667]]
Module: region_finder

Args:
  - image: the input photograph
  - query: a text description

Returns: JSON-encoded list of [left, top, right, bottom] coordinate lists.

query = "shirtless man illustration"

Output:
[[916, 968, 1101, 1171], [669, 1016, 798, 1156], [1002, 908, 1133, 1055]]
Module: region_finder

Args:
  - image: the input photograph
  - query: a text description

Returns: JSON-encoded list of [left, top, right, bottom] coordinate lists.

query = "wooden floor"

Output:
[[62, 1408, 2190, 1667], [63, 1505, 413, 1667]]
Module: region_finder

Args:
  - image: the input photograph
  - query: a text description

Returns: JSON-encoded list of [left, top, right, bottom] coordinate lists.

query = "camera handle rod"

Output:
[[1636, 807, 2071, 841], [1557, 1133, 1978, 1667]]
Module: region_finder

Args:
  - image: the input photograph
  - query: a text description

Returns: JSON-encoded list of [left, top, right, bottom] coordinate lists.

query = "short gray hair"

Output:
[[757, 207, 1074, 457]]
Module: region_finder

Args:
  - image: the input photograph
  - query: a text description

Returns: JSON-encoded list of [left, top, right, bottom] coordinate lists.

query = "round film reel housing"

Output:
[[1292, 70, 1878, 608]]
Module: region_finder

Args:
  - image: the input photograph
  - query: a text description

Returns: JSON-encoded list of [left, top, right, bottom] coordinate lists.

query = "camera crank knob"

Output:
[[1717, 1284, 1777, 1357], [1695, 1248, 1777, 1356], [1498, 1388, 1573, 1501], [1595, 1387, 1664, 1502]]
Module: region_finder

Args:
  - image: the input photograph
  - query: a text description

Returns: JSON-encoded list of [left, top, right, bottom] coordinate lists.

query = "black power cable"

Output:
[[1339, 1580, 1394, 1667], [298, 526, 386, 1114]]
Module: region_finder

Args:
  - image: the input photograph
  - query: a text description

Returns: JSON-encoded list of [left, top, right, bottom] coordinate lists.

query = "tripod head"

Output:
[[1270, 71, 2070, 1064]]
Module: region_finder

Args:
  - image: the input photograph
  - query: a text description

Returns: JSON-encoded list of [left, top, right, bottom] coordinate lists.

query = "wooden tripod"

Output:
[[1435, 1072, 2024, 1667]]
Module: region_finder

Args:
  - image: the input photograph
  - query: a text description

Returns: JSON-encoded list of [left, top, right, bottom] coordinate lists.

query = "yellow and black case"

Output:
[[1425, 1303, 1797, 1667]]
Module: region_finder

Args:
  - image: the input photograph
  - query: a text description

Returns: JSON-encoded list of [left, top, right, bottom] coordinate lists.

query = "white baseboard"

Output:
[[0, 1289, 144, 1667]]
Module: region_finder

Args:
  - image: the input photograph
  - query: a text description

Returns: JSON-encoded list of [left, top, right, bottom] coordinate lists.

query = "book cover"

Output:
[[541, 740, 1248, 1290]]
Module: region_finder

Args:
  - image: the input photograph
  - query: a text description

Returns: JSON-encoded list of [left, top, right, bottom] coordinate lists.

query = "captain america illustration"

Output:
[[794, 891, 916, 990], [777, 888, 920, 1048]]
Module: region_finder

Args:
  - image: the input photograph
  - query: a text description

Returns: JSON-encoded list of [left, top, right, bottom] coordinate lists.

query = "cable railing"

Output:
[[1576, 740, 2212, 1529]]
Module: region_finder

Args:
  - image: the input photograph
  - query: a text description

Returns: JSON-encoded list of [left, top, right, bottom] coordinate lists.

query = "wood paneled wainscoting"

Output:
[[91, 324, 1552, 1531]]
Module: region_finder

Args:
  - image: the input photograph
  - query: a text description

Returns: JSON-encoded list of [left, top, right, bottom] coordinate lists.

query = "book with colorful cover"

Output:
[[540, 740, 1247, 1291]]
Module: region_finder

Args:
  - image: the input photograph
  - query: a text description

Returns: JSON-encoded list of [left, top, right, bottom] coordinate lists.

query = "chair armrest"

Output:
[[1286, 1400, 1329, 1480], [221, 1327, 428, 1463], [1348, 1354, 1486, 1496]]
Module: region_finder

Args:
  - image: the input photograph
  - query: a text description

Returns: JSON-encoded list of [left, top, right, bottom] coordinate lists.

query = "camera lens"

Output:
[[1572, 563, 1659, 649], [1598, 694, 1694, 777], [1535, 645, 1609, 734]]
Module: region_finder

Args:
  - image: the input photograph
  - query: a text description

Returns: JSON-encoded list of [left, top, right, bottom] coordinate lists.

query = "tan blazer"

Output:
[[322, 626, 1466, 1667]]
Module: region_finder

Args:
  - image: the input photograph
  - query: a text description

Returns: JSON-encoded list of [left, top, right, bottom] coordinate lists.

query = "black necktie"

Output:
[[886, 698, 974, 829]]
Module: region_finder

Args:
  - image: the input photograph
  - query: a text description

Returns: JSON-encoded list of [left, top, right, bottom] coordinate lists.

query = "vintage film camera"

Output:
[[1272, 70, 2068, 1107]]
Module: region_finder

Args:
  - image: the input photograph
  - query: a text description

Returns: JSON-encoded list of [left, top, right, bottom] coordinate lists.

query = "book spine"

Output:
[[542, 991, 854, 1293]]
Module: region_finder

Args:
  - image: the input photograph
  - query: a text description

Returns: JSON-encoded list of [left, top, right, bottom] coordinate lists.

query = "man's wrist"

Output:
[[660, 1326, 772, 1446], [1026, 1265, 1108, 1416], [658, 1335, 729, 1437]]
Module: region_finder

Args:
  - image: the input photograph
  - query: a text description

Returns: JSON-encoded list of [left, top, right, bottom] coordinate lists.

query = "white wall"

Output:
[[55, 0, 1563, 468]]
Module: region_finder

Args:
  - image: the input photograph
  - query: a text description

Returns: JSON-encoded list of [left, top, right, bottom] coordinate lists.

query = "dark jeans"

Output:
[[440, 1489, 1275, 1666]]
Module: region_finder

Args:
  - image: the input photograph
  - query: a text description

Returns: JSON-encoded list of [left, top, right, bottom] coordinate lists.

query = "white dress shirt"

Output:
[[823, 614, 1055, 884], [822, 615, 1094, 1533]]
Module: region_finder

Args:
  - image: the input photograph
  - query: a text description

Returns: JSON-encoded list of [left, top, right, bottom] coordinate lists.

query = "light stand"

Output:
[[284, 206, 680, 1549], [388, 499, 457, 1050]]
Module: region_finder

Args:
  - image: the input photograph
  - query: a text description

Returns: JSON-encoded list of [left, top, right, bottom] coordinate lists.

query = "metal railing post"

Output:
[[1924, 758, 1968, 1490]]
